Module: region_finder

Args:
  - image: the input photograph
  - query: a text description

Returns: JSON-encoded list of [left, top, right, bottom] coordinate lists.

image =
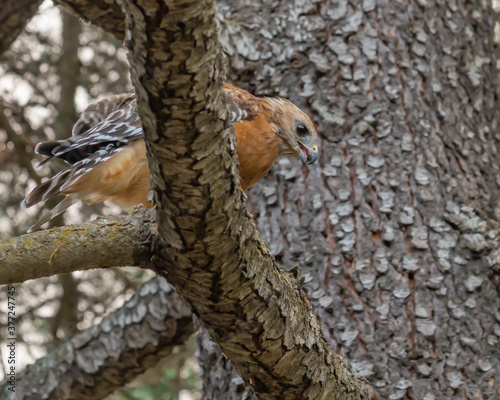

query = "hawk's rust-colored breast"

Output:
[[223, 84, 285, 190]]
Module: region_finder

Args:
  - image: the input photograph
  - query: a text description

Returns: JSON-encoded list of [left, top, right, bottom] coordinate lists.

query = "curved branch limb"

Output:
[[0, 207, 156, 285]]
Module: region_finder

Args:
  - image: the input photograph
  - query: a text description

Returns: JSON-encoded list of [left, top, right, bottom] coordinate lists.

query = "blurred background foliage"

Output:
[[0, 1, 200, 398]]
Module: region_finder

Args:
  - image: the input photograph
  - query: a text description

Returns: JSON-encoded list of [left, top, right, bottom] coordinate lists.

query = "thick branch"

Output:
[[123, 1, 375, 399], [0, 0, 43, 57], [54, 0, 125, 41], [0, 207, 155, 285], [7, 277, 193, 400]]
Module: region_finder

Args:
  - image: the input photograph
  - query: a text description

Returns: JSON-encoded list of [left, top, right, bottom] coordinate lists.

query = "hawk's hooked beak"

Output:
[[298, 142, 319, 165]]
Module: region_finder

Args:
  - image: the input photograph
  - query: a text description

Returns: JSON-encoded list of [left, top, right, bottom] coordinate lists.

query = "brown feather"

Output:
[[235, 115, 283, 190]]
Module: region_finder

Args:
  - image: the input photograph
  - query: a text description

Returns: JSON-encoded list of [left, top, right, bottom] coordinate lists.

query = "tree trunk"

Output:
[[198, 0, 500, 398]]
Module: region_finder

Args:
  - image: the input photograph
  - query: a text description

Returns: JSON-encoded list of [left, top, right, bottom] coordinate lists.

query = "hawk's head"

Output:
[[263, 97, 319, 165]]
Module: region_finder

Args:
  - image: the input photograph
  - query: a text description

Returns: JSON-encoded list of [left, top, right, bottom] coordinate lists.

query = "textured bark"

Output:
[[123, 0, 373, 399], [198, 0, 500, 399], [0, 0, 43, 57], [54, 0, 125, 41], [5, 277, 193, 400], [197, 327, 255, 400], [0, 207, 155, 285]]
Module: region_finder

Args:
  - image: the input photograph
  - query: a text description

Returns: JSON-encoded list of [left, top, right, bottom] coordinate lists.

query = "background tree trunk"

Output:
[[199, 0, 500, 398]]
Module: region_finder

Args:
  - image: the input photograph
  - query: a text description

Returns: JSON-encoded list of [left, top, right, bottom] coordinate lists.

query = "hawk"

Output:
[[24, 84, 319, 232]]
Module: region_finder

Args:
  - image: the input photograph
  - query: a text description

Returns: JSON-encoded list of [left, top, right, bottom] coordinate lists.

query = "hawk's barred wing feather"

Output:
[[26, 196, 78, 233], [72, 94, 136, 137], [37, 97, 141, 167], [223, 83, 262, 123], [24, 96, 142, 212]]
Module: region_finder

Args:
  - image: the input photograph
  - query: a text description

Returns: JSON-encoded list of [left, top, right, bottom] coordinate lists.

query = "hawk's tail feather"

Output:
[[27, 196, 78, 233], [36, 140, 62, 157], [36, 140, 64, 167], [35, 138, 87, 167], [23, 170, 72, 208]]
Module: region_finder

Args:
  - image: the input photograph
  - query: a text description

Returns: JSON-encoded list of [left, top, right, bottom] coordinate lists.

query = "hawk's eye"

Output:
[[296, 123, 308, 136]]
